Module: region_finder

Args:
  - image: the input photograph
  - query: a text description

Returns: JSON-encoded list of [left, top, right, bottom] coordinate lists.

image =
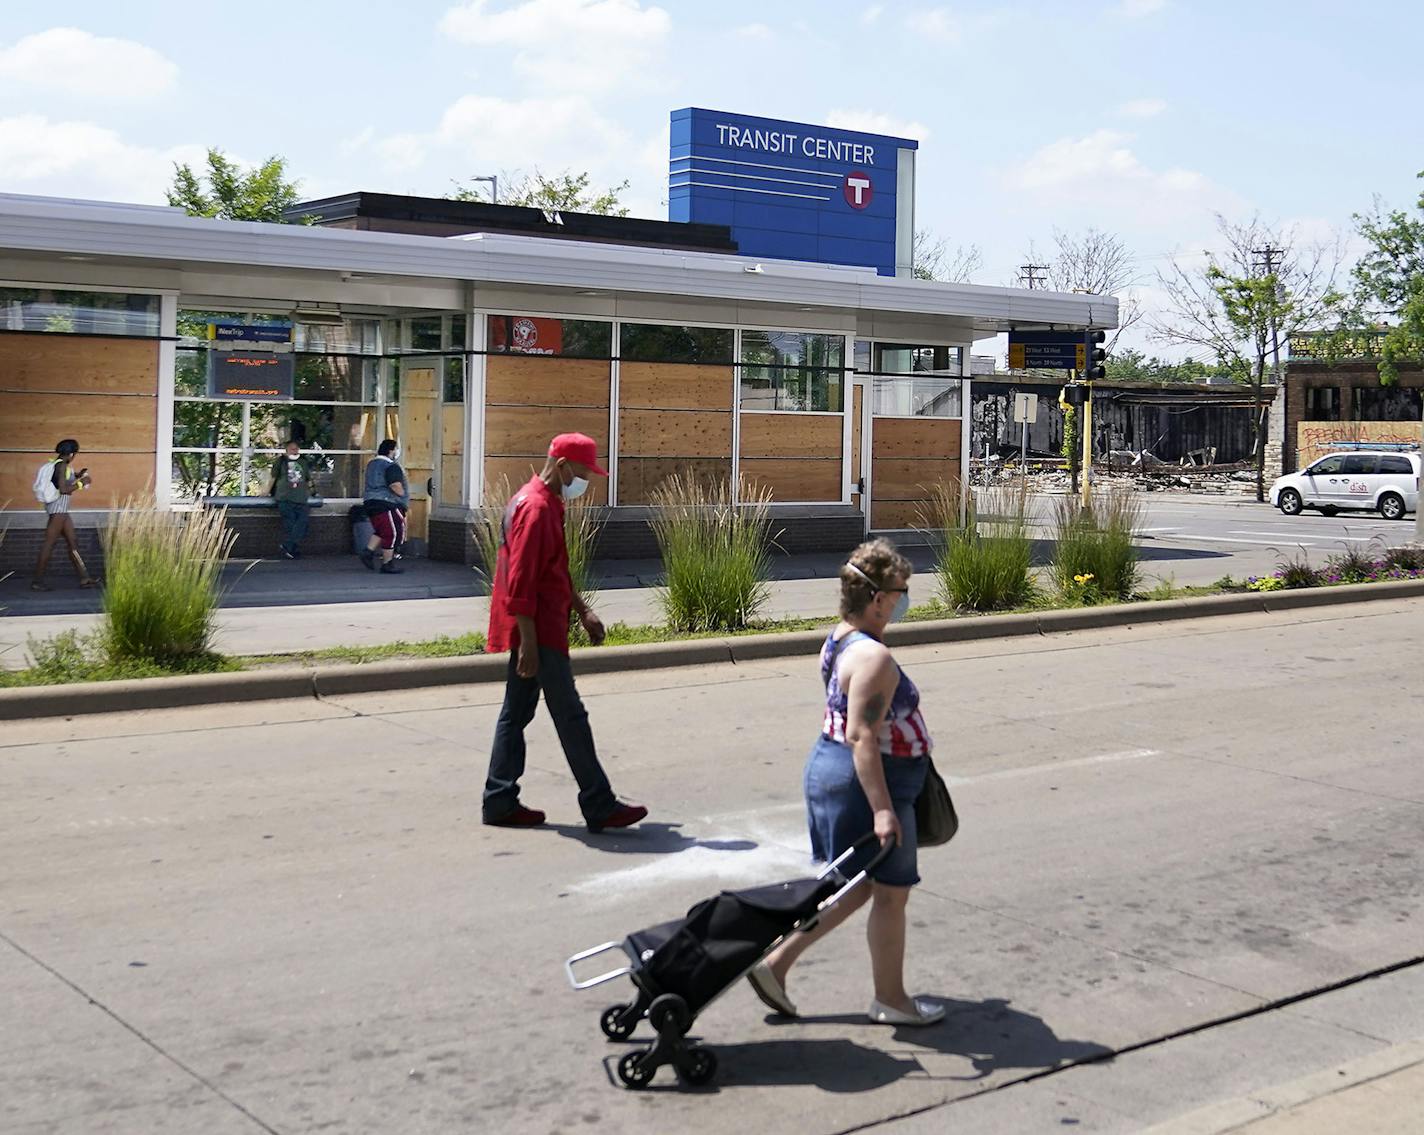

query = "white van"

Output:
[[1269, 450, 1420, 520]]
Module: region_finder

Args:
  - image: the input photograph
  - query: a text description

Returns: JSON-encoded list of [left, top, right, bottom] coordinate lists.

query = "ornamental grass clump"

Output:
[[470, 474, 512, 592], [921, 478, 1035, 612], [1324, 538, 1383, 584], [649, 474, 775, 633], [1272, 546, 1322, 589], [1383, 543, 1424, 572], [1050, 487, 1144, 602], [101, 497, 235, 666]]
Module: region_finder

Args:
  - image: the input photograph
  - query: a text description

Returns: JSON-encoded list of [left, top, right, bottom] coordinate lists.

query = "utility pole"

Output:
[[1253, 245, 1285, 501], [1019, 263, 1049, 290]]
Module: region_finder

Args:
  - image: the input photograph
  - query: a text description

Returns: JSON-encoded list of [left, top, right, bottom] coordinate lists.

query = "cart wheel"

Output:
[[679, 1047, 718, 1086], [600, 1003, 635, 1040], [648, 994, 690, 1035], [616, 1050, 655, 1089]]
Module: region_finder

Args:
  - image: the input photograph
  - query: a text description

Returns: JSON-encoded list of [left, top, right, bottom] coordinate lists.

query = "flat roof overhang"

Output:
[[0, 192, 1117, 336]]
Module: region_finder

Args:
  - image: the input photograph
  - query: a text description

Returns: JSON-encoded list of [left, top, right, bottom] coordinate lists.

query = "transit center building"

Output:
[[0, 108, 1115, 569]]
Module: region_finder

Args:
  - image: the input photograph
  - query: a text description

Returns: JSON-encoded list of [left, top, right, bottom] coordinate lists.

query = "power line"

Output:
[[1019, 263, 1049, 289], [1251, 245, 1284, 277]]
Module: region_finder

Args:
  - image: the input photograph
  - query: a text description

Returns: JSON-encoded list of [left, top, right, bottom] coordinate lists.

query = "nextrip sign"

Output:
[[669, 108, 918, 277]]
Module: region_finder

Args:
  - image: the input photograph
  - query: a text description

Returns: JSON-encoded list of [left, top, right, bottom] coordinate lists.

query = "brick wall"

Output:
[[1285, 362, 1424, 471]]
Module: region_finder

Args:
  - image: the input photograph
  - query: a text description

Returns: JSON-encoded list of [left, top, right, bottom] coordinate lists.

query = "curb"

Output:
[[4, 579, 1424, 721]]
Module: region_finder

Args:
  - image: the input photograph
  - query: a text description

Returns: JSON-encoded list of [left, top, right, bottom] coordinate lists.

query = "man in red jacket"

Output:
[[483, 433, 648, 833]]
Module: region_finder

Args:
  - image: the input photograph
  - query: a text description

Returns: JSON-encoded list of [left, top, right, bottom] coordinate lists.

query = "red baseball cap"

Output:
[[548, 432, 608, 477]]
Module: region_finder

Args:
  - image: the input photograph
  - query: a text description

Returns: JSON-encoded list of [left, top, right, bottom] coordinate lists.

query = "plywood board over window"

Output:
[[0, 334, 159, 506], [870, 417, 962, 530], [483, 355, 611, 506], [739, 412, 843, 502], [617, 362, 733, 504]]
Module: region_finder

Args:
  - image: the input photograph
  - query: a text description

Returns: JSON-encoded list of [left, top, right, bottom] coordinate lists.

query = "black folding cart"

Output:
[[564, 832, 892, 1088]]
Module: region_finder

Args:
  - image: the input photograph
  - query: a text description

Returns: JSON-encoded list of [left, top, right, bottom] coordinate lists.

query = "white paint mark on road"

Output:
[[567, 839, 811, 898], [946, 748, 1162, 786]]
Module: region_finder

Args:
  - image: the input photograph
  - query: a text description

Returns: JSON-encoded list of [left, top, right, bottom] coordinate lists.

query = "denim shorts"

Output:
[[804, 734, 928, 888]]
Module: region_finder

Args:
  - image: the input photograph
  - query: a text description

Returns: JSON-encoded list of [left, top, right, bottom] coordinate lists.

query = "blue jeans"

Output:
[[483, 648, 617, 823], [277, 500, 308, 554], [805, 735, 928, 887]]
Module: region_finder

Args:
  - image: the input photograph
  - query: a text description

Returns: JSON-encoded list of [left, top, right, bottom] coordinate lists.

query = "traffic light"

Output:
[[1083, 329, 1107, 380], [1059, 383, 1085, 408]]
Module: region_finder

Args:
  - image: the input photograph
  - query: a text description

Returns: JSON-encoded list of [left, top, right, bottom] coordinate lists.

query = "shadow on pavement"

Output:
[[550, 821, 758, 857], [730, 996, 1112, 1088]]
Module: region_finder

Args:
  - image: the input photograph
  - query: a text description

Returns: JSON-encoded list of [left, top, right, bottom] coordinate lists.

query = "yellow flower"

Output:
[[1073, 573, 1095, 585]]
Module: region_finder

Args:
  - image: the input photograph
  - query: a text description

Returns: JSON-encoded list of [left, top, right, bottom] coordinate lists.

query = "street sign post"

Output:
[[1008, 330, 1087, 371], [1013, 391, 1037, 468]]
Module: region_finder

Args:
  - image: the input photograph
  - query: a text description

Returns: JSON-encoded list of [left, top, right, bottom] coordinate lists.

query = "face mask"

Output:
[[888, 590, 910, 623], [562, 475, 589, 501]]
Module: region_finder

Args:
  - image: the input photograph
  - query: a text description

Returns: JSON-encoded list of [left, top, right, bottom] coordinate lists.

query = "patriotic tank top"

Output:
[[820, 630, 933, 758]]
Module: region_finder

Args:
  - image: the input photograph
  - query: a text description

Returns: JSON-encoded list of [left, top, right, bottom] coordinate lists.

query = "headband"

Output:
[[845, 562, 882, 591]]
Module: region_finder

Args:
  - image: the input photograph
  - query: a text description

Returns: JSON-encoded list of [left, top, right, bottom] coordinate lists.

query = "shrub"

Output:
[[101, 499, 236, 666], [1272, 546, 1322, 589], [649, 475, 775, 632], [1384, 543, 1424, 572], [1050, 487, 1144, 601], [1325, 538, 1383, 584], [471, 474, 513, 592], [922, 479, 1035, 612]]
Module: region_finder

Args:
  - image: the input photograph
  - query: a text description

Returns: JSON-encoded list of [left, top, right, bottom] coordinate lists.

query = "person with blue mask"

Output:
[[747, 538, 945, 1027], [481, 433, 647, 835]]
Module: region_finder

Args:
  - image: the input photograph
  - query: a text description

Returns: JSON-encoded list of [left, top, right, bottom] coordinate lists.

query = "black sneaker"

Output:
[[359, 549, 376, 571], [380, 562, 404, 574]]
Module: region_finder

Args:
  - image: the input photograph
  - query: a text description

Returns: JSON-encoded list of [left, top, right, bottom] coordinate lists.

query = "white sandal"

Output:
[[868, 997, 946, 1026]]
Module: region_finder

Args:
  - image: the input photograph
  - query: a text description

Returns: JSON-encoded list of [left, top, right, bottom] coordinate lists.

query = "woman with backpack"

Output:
[[31, 438, 99, 591]]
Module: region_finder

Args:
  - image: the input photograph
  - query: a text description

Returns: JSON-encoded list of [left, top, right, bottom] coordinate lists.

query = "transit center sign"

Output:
[[669, 108, 918, 277]]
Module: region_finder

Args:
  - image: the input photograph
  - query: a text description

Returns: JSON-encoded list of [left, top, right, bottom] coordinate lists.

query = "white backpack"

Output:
[[32, 458, 60, 505]]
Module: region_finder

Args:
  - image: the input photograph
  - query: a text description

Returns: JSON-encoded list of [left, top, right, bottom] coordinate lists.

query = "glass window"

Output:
[[870, 343, 962, 375], [172, 308, 382, 502], [1339, 454, 1378, 475], [872, 377, 961, 418], [444, 356, 465, 403], [620, 323, 734, 364], [1308, 456, 1344, 475], [1378, 456, 1414, 474], [739, 330, 844, 412], [409, 316, 443, 352], [488, 315, 611, 357], [1, 287, 160, 336]]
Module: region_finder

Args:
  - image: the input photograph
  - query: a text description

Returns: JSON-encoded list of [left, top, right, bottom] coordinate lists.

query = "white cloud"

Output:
[[0, 27, 178, 101], [0, 115, 203, 203], [735, 22, 773, 40], [863, 4, 885, 24], [357, 94, 636, 203], [439, 0, 671, 92], [1118, 98, 1167, 119], [906, 7, 963, 44], [1113, 0, 1166, 17], [826, 109, 930, 143], [1006, 128, 1241, 226]]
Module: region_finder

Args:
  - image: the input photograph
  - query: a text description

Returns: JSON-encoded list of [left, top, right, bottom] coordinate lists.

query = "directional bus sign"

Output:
[[1007, 330, 1086, 371]]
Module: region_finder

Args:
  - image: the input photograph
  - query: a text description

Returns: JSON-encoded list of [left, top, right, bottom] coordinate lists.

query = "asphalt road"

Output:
[[4, 598, 1423, 1133]]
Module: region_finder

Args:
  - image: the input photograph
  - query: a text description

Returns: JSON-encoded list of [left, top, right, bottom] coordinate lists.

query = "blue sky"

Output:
[[2, 0, 1421, 342]]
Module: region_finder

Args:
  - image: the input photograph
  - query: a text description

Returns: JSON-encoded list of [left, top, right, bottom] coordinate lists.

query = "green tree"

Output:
[[1153, 215, 1344, 501], [1107, 347, 1226, 383], [452, 168, 630, 216], [1349, 171, 1424, 385], [167, 148, 303, 222]]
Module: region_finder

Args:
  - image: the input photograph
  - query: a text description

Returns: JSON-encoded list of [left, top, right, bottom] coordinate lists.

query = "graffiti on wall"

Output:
[[1297, 421, 1422, 468]]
